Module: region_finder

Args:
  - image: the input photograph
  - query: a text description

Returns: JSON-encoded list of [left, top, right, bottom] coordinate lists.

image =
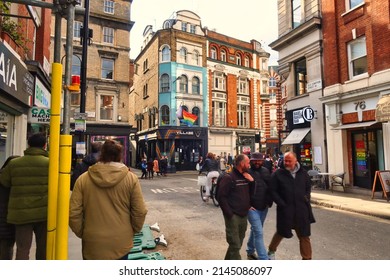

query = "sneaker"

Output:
[[203, 196, 209, 202], [247, 253, 258, 260], [268, 251, 275, 260]]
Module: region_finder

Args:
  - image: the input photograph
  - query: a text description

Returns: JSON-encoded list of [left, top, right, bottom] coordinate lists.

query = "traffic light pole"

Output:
[[80, 0, 90, 113]]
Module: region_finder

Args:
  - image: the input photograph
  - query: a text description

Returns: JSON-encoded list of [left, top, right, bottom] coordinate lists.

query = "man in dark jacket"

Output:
[[218, 154, 253, 260], [246, 152, 273, 260], [71, 142, 102, 190], [267, 151, 315, 260], [0, 133, 49, 260]]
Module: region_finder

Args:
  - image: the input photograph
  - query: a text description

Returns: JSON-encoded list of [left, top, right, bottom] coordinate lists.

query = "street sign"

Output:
[[73, 112, 88, 120]]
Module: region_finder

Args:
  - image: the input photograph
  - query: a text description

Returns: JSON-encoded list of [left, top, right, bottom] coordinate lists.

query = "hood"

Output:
[[87, 162, 129, 188]]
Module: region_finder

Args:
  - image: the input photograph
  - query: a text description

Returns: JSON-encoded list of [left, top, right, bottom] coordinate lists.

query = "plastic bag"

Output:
[[197, 175, 207, 187], [196, 163, 200, 171]]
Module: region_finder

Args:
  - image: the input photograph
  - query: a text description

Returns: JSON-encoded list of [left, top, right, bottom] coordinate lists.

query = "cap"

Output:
[[250, 152, 265, 161]]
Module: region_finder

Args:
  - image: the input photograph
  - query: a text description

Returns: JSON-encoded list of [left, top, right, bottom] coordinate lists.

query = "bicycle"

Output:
[[198, 172, 219, 207]]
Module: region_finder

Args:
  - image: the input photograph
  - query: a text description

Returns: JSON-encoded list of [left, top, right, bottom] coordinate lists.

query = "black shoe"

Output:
[[247, 253, 258, 260]]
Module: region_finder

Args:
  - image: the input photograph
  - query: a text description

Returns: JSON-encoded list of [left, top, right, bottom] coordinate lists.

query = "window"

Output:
[[237, 77, 248, 94], [104, 0, 114, 14], [192, 77, 200, 94], [244, 56, 250, 67], [269, 77, 276, 87], [262, 80, 268, 94], [193, 50, 200, 65], [213, 72, 226, 90], [143, 84, 148, 98], [269, 92, 276, 104], [192, 107, 200, 126], [160, 74, 170, 92], [262, 58, 268, 70], [103, 27, 114, 44], [270, 121, 278, 137], [161, 46, 171, 62], [270, 107, 277, 121], [71, 54, 81, 75], [348, 36, 367, 79], [180, 47, 187, 63], [237, 104, 249, 128], [190, 24, 196, 33], [99, 94, 114, 121], [74, 21, 82, 38], [212, 101, 226, 126], [71, 92, 80, 106], [294, 58, 307, 96], [292, 0, 302, 28], [143, 59, 148, 72], [221, 50, 226, 62], [181, 22, 187, 32], [161, 105, 170, 125], [211, 47, 217, 59], [347, 0, 364, 10], [101, 58, 114, 79], [148, 108, 157, 128], [236, 54, 242, 65], [179, 76, 188, 93]]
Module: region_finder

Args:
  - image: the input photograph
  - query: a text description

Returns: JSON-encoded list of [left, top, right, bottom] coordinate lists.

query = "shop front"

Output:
[[0, 41, 35, 165], [136, 127, 208, 172]]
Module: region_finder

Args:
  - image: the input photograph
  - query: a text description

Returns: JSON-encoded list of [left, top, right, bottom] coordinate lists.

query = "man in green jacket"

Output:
[[0, 133, 49, 260]]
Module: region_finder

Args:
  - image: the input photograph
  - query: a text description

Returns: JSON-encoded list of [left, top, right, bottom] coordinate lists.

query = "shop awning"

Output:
[[331, 121, 378, 130], [281, 127, 311, 145]]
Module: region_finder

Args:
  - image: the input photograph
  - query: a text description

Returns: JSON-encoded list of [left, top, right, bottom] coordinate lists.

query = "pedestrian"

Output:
[[199, 152, 220, 201], [196, 156, 203, 172], [220, 155, 227, 172], [69, 139, 148, 260], [245, 152, 273, 260], [263, 154, 274, 174], [276, 152, 284, 169], [160, 156, 168, 176], [140, 158, 147, 179], [0, 133, 49, 260], [153, 157, 160, 176], [218, 154, 253, 260], [0, 156, 20, 260], [227, 153, 233, 166], [147, 158, 154, 179], [71, 142, 102, 190], [267, 151, 315, 260]]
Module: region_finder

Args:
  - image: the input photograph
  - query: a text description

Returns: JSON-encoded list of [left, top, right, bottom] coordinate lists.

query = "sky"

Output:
[[130, 0, 279, 65]]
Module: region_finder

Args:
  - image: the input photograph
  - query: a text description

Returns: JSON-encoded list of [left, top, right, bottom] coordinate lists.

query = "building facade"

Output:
[[205, 30, 271, 158], [321, 0, 390, 189], [49, 0, 135, 165], [270, 0, 326, 171], [1, 2, 51, 166]]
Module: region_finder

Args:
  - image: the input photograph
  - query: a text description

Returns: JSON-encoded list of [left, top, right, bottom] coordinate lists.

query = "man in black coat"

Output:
[[268, 151, 315, 260]]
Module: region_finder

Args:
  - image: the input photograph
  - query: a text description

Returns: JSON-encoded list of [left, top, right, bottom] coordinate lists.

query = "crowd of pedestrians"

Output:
[[140, 156, 168, 179]]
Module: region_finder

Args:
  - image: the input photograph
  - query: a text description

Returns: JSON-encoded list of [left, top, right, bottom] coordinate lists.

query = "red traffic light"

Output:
[[68, 75, 80, 92]]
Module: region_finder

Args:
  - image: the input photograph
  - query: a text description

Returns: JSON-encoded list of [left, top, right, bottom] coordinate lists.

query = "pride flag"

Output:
[[181, 109, 198, 126]]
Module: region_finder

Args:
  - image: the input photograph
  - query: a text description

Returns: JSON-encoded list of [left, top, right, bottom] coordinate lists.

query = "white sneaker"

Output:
[[203, 196, 209, 202]]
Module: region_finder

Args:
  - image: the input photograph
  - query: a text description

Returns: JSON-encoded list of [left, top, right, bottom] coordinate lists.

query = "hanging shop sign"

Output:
[[28, 107, 50, 124], [376, 94, 390, 122], [293, 106, 315, 124]]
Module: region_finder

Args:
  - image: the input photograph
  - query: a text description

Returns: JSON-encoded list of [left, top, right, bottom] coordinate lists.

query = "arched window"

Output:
[[179, 75, 188, 93], [236, 54, 242, 65], [180, 47, 187, 62], [193, 50, 200, 65], [211, 47, 217, 59], [192, 107, 200, 126], [244, 56, 250, 67], [161, 46, 171, 62], [221, 50, 226, 62], [160, 105, 170, 125], [160, 74, 170, 92], [192, 77, 200, 94]]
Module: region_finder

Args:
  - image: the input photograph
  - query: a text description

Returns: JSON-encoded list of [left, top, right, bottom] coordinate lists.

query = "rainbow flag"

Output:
[[181, 109, 198, 126]]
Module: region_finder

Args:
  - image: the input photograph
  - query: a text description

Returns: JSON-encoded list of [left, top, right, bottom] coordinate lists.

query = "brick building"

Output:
[[321, 0, 390, 189], [49, 0, 135, 165], [1, 2, 51, 165]]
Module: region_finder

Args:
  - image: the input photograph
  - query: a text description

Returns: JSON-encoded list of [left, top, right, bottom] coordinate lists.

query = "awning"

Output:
[[331, 121, 378, 130], [281, 127, 311, 145]]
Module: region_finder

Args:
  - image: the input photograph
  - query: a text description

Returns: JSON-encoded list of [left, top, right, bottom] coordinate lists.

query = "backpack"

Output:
[[215, 172, 236, 202]]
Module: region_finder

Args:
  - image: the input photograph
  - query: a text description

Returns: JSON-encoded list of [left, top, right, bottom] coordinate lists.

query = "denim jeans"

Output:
[[246, 208, 269, 260]]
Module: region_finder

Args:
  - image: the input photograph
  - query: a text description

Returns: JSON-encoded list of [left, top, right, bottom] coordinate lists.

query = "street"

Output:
[[135, 172, 390, 260]]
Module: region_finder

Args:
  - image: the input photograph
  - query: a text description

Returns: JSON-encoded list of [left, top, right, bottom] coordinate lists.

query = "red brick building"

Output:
[[321, 0, 390, 189]]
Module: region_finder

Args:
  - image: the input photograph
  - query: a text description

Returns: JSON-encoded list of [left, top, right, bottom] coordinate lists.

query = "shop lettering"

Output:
[[175, 131, 194, 135], [0, 52, 17, 91], [32, 108, 50, 118]]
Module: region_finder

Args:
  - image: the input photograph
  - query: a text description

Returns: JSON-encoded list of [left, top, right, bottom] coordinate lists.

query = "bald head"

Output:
[[284, 151, 298, 171]]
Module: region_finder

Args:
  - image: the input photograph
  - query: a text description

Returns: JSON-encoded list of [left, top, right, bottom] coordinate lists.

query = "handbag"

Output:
[[196, 163, 200, 171]]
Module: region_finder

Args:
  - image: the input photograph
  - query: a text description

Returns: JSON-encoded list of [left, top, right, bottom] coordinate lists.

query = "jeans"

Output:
[[246, 208, 269, 260], [223, 214, 248, 260]]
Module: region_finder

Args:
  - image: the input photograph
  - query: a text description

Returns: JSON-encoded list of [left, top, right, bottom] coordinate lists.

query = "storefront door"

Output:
[[352, 131, 379, 189]]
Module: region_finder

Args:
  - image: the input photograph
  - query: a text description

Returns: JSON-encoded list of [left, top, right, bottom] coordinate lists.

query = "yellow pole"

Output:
[[55, 135, 72, 259], [46, 63, 62, 260]]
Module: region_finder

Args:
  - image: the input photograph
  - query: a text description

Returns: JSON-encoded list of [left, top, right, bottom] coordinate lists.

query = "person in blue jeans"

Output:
[[246, 152, 273, 260]]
